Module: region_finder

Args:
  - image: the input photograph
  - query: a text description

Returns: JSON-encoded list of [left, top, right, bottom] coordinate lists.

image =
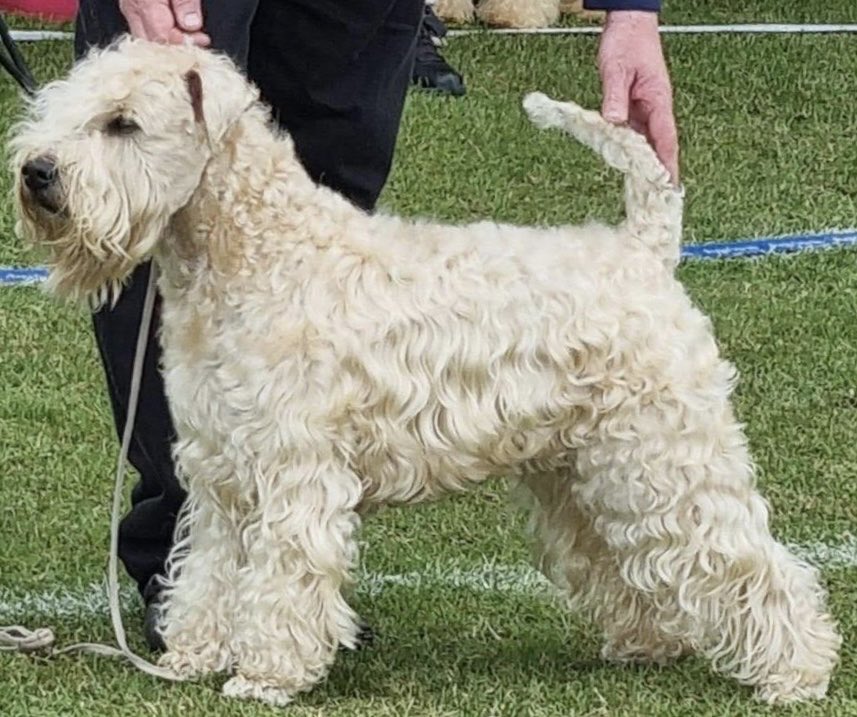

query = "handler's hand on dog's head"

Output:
[[119, 0, 211, 47], [597, 11, 679, 184]]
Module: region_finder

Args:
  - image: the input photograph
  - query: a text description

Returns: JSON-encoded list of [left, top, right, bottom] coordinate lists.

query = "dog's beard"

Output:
[[10, 127, 206, 306], [16, 176, 167, 308]]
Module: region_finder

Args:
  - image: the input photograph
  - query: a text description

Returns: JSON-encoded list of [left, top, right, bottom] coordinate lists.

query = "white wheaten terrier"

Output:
[[435, 0, 601, 28], [11, 38, 840, 707]]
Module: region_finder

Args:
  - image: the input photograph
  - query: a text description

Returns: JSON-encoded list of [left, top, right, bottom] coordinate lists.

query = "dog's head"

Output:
[[10, 37, 258, 305]]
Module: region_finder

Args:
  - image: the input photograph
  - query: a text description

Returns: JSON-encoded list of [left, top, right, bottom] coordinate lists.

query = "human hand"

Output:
[[118, 0, 210, 47], [597, 11, 679, 183]]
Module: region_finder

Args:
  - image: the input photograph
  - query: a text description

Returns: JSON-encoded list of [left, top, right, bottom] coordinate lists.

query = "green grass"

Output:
[[2, 3, 857, 715]]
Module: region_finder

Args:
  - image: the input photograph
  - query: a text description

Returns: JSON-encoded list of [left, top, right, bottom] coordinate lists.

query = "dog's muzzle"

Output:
[[21, 155, 63, 214]]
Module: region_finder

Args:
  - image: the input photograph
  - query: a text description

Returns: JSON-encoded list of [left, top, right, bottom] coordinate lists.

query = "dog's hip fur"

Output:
[[11, 39, 840, 707]]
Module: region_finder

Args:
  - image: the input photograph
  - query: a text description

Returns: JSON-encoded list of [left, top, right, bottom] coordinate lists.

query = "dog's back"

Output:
[[523, 93, 683, 270]]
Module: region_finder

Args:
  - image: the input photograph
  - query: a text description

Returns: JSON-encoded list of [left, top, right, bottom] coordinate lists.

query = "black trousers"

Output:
[[75, 0, 423, 593]]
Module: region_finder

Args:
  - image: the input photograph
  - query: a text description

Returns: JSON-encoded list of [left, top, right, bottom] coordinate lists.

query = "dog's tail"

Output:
[[523, 92, 683, 269]]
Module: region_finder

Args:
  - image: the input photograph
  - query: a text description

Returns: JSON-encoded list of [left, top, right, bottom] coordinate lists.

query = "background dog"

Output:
[[435, 0, 603, 28]]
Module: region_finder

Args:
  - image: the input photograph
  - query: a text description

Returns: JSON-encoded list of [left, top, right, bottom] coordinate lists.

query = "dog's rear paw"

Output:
[[223, 674, 293, 706], [754, 676, 830, 704]]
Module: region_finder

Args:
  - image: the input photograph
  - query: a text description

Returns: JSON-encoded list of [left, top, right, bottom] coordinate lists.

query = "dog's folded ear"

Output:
[[182, 54, 259, 146], [184, 69, 205, 125]]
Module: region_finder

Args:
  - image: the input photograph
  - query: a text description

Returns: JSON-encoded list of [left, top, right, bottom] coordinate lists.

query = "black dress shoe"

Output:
[[412, 5, 466, 96], [343, 622, 376, 651], [142, 576, 167, 653]]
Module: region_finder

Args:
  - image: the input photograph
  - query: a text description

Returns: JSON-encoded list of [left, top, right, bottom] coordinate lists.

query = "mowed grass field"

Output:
[[2, 2, 857, 715]]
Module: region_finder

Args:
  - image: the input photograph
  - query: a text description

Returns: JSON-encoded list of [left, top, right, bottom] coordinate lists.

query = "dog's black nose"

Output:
[[22, 156, 58, 192]]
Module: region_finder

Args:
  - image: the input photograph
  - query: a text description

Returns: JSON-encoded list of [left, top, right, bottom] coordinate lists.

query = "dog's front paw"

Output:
[[601, 638, 691, 667], [222, 674, 293, 706], [158, 644, 232, 679]]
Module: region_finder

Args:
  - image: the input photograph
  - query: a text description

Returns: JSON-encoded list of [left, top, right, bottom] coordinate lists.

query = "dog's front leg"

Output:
[[222, 451, 363, 706], [157, 489, 241, 678]]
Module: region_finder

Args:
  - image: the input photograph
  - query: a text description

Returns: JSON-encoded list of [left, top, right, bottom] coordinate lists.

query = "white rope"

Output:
[[0, 265, 183, 681], [448, 23, 857, 37], [8, 30, 71, 41], [0, 626, 55, 652], [9, 24, 857, 44]]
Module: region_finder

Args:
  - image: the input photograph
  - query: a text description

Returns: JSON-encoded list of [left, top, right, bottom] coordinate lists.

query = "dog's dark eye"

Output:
[[105, 116, 140, 136]]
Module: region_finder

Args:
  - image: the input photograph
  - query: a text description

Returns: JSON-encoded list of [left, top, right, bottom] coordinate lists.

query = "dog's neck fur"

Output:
[[158, 106, 368, 293]]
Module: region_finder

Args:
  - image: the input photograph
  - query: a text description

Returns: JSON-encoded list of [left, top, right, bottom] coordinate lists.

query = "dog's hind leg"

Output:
[[572, 387, 841, 703], [519, 470, 692, 666], [222, 450, 363, 706]]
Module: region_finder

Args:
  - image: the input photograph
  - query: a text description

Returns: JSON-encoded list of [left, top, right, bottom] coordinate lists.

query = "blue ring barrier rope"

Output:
[[0, 266, 48, 285], [680, 230, 857, 260], [2, 229, 856, 287]]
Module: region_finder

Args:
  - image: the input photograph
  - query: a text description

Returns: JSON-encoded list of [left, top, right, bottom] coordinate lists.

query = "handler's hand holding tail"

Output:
[[597, 10, 679, 184], [119, 0, 210, 47]]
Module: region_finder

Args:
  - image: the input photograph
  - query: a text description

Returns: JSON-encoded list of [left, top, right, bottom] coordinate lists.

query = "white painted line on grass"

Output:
[[0, 535, 853, 621], [361, 562, 553, 597], [793, 536, 857, 569]]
